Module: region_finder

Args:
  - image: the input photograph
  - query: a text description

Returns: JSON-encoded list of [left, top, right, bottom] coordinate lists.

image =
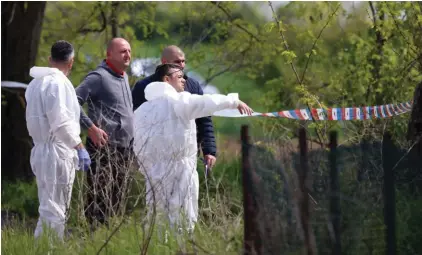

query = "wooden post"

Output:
[[382, 132, 396, 255], [298, 128, 316, 255], [329, 131, 341, 255], [241, 125, 261, 254], [359, 137, 369, 182], [407, 81, 422, 192]]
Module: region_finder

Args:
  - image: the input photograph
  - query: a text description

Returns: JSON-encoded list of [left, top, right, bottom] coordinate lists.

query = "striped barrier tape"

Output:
[[213, 100, 414, 120]]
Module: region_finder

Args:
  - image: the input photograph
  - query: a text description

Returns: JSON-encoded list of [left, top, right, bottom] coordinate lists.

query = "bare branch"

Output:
[[384, 2, 418, 58], [202, 41, 253, 85], [5, 2, 17, 26], [369, 1, 377, 26], [78, 3, 107, 34], [300, 3, 341, 84], [210, 1, 262, 42], [95, 217, 127, 255], [268, 1, 301, 83], [268, 1, 327, 148]]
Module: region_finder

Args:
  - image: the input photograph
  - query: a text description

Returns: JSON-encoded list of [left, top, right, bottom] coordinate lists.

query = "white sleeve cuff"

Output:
[[227, 93, 240, 108], [70, 136, 82, 149]]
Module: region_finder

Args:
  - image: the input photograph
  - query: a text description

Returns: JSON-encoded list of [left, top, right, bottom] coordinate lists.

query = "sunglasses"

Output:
[[173, 59, 185, 64]]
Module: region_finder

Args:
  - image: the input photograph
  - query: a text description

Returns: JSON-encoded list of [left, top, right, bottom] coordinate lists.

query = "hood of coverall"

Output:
[[30, 66, 63, 79], [144, 81, 180, 101]]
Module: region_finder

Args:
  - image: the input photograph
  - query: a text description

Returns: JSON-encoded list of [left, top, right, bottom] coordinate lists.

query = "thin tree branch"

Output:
[[95, 217, 127, 255], [366, 1, 386, 105], [369, 1, 377, 26], [268, 1, 327, 147], [188, 240, 213, 255], [268, 1, 301, 83], [78, 3, 107, 34], [202, 39, 254, 86], [210, 1, 262, 42], [203, 65, 236, 86], [300, 3, 341, 84], [384, 1, 418, 58], [192, 25, 216, 49], [5, 2, 17, 26]]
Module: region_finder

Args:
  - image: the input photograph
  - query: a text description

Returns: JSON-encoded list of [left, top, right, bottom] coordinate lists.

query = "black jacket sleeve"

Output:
[[186, 77, 217, 157], [132, 75, 154, 111]]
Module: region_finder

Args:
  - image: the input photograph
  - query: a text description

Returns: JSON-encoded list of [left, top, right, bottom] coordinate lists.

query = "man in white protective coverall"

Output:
[[133, 63, 253, 239], [25, 40, 91, 240]]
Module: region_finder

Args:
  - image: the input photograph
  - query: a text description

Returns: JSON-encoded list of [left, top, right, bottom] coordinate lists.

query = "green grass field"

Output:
[[1, 156, 245, 255], [2, 216, 244, 255]]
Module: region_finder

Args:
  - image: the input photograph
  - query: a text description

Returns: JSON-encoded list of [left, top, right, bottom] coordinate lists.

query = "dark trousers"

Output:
[[84, 138, 133, 226]]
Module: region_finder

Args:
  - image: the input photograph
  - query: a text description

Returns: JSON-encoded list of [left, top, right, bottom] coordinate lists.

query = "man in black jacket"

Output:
[[132, 45, 217, 168]]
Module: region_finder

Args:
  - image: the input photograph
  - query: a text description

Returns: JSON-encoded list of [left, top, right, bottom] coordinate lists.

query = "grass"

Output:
[[1, 216, 244, 255], [3, 137, 422, 254], [1, 155, 245, 255]]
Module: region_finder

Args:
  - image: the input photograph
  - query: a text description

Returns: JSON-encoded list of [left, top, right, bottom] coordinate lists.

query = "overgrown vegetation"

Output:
[[2, 1, 422, 254]]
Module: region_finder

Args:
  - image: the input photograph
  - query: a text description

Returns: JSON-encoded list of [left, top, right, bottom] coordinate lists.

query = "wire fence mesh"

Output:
[[242, 126, 421, 255]]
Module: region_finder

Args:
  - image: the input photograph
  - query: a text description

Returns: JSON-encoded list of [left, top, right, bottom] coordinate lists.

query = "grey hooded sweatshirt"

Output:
[[75, 60, 134, 148]]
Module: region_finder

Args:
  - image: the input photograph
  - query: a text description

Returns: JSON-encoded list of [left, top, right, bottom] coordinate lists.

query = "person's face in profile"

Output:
[[164, 68, 186, 92]]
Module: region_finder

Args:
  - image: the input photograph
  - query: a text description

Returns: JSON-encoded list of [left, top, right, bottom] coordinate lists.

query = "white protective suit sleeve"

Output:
[[44, 79, 82, 149], [172, 92, 240, 121]]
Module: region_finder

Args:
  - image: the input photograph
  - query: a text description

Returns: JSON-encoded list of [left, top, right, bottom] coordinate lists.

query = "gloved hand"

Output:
[[77, 148, 91, 171]]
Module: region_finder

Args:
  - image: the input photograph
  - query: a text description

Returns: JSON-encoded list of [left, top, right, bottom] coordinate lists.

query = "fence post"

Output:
[[298, 128, 316, 255], [406, 81, 422, 192], [241, 125, 261, 255], [382, 132, 396, 255], [359, 137, 369, 182], [329, 131, 341, 255]]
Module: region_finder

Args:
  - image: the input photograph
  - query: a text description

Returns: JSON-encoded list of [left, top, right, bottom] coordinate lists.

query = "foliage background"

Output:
[[2, 1, 422, 254]]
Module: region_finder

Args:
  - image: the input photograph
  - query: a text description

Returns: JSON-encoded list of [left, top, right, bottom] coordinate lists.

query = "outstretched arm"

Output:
[[173, 92, 252, 121], [188, 81, 217, 157]]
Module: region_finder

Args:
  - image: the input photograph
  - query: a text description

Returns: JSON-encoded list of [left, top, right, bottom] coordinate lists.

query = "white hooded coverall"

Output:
[[133, 81, 240, 233], [25, 67, 81, 239]]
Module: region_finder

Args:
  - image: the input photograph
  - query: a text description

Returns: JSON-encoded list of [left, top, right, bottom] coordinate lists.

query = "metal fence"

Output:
[[241, 126, 422, 255]]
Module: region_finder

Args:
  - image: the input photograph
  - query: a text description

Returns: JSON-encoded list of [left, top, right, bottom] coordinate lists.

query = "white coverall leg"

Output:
[[144, 158, 198, 240], [32, 144, 76, 239]]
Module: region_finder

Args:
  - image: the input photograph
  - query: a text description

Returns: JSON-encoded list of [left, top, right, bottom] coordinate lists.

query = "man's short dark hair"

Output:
[[154, 63, 182, 82], [51, 40, 74, 63]]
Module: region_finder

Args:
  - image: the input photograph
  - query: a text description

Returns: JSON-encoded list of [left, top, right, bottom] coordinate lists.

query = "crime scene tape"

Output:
[[213, 100, 414, 120]]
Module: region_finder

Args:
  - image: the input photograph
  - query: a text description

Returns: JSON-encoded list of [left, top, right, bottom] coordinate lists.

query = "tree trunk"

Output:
[[1, 88, 34, 182], [367, 1, 386, 105], [1, 2, 46, 182], [2, 2, 46, 83], [110, 1, 119, 38]]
